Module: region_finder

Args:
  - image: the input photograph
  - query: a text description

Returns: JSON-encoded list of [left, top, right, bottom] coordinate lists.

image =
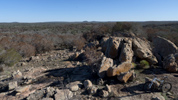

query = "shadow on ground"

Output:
[[31, 64, 94, 88]]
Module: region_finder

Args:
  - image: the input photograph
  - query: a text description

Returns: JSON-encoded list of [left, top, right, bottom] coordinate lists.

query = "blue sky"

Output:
[[0, 0, 178, 22]]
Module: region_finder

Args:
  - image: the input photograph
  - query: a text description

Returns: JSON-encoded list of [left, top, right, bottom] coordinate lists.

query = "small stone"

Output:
[[46, 87, 55, 97], [16, 85, 31, 93], [99, 90, 109, 98], [41, 98, 53, 100], [55, 89, 73, 100], [8, 81, 18, 90], [69, 85, 79, 92], [12, 70, 22, 79], [152, 95, 165, 100], [21, 62, 27, 66], [105, 84, 111, 93], [84, 80, 92, 89], [117, 70, 135, 83], [97, 78, 104, 85], [66, 81, 82, 90], [87, 86, 97, 95]]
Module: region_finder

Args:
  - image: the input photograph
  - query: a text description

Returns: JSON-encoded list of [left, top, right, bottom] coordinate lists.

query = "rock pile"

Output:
[[98, 36, 178, 80], [163, 53, 178, 72], [97, 36, 159, 82]]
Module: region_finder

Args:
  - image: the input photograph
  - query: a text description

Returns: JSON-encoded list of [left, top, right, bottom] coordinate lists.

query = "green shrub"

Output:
[[132, 62, 137, 68], [0, 49, 22, 66], [140, 60, 150, 69]]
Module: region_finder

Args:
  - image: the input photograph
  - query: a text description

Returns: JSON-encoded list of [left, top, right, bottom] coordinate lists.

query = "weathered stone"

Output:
[[117, 70, 135, 83], [99, 90, 109, 97], [26, 89, 45, 100], [55, 89, 73, 100], [8, 81, 18, 90], [21, 62, 27, 66], [72, 52, 79, 60], [12, 70, 22, 79], [119, 39, 133, 63], [105, 84, 112, 93], [128, 71, 136, 81], [66, 81, 83, 89], [101, 37, 109, 52], [103, 37, 123, 59], [153, 36, 178, 58], [41, 98, 53, 100], [98, 56, 113, 78], [69, 85, 79, 92], [163, 53, 178, 72], [46, 87, 55, 97], [16, 85, 31, 93], [87, 86, 98, 95], [133, 37, 158, 65], [29, 56, 40, 61], [97, 78, 104, 85], [107, 62, 134, 77], [84, 80, 92, 89]]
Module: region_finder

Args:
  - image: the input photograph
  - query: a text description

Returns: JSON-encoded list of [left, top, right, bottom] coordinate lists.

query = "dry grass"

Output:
[[84, 47, 103, 73]]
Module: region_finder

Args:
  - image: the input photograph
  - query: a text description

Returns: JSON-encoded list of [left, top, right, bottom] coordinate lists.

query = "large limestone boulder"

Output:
[[100, 37, 109, 52], [132, 37, 158, 65], [153, 36, 178, 58], [107, 62, 134, 77], [163, 53, 178, 72], [117, 70, 135, 83], [98, 56, 113, 78], [102, 37, 123, 59], [119, 38, 133, 63]]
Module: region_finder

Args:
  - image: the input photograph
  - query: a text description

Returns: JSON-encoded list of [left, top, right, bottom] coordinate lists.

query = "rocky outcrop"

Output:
[[102, 37, 157, 65], [107, 62, 134, 77], [132, 37, 158, 65], [163, 53, 178, 72], [153, 36, 178, 58], [103, 37, 123, 59], [98, 56, 113, 78], [101, 37, 109, 52], [119, 38, 133, 63]]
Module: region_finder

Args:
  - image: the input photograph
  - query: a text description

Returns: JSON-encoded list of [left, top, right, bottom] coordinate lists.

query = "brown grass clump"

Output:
[[73, 36, 86, 51], [84, 47, 103, 73], [12, 42, 36, 57], [0, 37, 12, 50]]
